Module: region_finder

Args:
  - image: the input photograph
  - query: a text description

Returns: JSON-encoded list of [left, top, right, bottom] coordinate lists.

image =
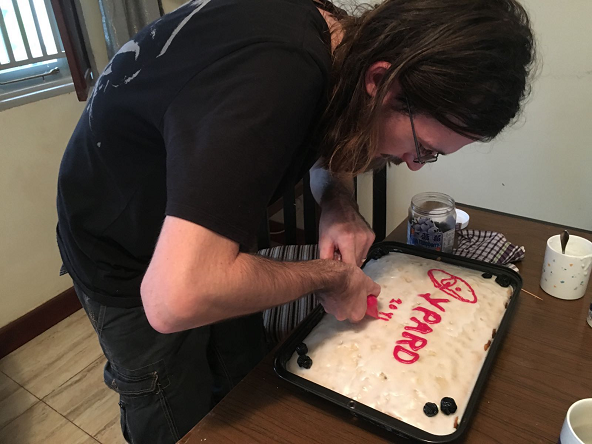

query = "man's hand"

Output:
[[309, 159, 380, 322], [319, 191, 375, 267], [310, 159, 375, 267], [317, 261, 381, 322], [142, 217, 379, 332]]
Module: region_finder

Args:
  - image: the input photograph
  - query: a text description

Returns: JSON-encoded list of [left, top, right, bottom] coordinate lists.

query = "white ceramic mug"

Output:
[[559, 398, 592, 444], [540, 235, 592, 300]]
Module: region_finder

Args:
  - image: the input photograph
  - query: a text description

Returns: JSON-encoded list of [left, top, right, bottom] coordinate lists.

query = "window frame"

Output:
[[0, 0, 93, 111]]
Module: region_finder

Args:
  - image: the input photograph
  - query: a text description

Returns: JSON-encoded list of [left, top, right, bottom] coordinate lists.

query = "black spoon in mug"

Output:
[[560, 230, 570, 254]]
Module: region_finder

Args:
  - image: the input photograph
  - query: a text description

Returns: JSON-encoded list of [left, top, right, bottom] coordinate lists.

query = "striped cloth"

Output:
[[453, 229, 526, 272], [259, 245, 320, 344], [259, 231, 525, 344]]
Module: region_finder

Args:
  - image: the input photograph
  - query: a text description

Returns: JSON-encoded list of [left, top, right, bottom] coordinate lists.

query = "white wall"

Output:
[[79, 0, 110, 73], [162, 0, 185, 13], [0, 94, 85, 328], [385, 0, 592, 233], [0, 2, 108, 329]]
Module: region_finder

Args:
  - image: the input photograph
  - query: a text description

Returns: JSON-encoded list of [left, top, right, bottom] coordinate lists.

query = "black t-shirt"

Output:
[[56, 0, 331, 308]]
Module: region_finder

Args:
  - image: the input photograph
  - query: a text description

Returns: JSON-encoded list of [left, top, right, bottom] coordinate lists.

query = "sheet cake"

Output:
[[287, 252, 513, 436]]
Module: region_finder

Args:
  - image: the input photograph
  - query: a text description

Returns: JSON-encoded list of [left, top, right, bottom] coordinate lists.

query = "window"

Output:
[[0, 0, 93, 110]]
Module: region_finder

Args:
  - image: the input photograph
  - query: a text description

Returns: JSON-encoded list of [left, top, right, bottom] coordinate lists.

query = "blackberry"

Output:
[[481, 272, 493, 279], [495, 275, 511, 288], [423, 402, 439, 417], [295, 343, 308, 356], [368, 248, 388, 260], [297, 355, 313, 369], [440, 397, 457, 415]]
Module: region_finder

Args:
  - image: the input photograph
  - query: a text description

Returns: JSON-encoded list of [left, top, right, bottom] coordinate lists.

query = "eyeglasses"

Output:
[[405, 97, 439, 164]]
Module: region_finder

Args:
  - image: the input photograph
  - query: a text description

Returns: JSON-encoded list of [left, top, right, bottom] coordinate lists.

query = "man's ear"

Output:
[[365, 61, 392, 97]]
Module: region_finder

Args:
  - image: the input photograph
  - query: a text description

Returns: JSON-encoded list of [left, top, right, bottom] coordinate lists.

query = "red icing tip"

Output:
[[366, 295, 379, 319]]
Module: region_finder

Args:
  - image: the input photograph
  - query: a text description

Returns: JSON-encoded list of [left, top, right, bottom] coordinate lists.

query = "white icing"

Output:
[[287, 253, 512, 436]]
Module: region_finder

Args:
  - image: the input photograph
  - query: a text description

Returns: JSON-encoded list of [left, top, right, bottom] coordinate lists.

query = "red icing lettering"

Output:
[[396, 331, 428, 351], [413, 306, 442, 324], [393, 345, 420, 364], [378, 311, 394, 321], [417, 292, 449, 312], [405, 317, 433, 335], [391, 270, 479, 365], [428, 269, 478, 303], [389, 298, 402, 310]]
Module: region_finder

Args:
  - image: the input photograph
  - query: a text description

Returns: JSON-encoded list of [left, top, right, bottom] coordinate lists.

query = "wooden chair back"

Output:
[[259, 168, 387, 249]]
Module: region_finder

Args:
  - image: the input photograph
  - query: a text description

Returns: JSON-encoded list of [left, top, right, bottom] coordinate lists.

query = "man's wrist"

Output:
[[320, 179, 357, 211], [310, 258, 348, 292]]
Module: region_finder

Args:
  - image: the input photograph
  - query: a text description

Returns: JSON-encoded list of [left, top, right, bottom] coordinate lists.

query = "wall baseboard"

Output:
[[0, 287, 81, 360]]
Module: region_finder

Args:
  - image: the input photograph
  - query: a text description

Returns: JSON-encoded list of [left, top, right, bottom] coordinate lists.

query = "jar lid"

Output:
[[455, 209, 470, 229], [410, 192, 455, 216]]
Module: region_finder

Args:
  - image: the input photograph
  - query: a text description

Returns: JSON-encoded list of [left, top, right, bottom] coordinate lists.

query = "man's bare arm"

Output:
[[141, 216, 380, 333]]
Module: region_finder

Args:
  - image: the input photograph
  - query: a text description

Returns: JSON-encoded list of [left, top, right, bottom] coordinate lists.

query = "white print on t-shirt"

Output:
[[158, 0, 212, 58], [86, 0, 213, 131]]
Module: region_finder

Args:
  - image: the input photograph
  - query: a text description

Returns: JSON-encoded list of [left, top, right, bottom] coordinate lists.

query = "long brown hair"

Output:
[[321, 0, 536, 175]]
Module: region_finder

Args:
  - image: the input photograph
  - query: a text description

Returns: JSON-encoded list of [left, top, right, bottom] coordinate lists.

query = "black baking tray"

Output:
[[274, 241, 522, 443]]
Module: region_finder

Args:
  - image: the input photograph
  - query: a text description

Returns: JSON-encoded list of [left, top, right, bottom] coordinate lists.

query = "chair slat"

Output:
[[283, 184, 297, 245], [303, 172, 317, 244], [372, 167, 387, 242], [257, 209, 270, 250]]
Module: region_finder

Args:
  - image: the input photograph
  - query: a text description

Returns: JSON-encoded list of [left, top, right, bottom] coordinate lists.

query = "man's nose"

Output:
[[403, 153, 424, 171]]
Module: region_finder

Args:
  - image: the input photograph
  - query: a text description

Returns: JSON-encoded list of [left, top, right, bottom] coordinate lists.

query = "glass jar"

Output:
[[407, 192, 457, 253]]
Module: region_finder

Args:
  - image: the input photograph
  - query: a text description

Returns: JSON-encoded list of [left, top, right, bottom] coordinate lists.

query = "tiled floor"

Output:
[[0, 310, 127, 443]]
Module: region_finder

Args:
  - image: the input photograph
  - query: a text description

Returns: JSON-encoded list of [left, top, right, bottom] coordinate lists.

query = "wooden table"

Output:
[[181, 205, 592, 443]]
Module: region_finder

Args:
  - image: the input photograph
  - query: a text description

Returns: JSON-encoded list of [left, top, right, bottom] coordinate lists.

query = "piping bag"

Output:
[[366, 295, 379, 319]]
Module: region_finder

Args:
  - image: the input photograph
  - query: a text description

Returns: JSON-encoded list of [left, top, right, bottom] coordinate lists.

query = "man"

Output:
[[57, 0, 534, 441]]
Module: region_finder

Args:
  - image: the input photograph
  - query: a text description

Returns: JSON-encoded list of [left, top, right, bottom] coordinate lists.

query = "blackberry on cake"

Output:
[[440, 397, 457, 415], [423, 402, 439, 417], [295, 343, 308, 356], [297, 355, 313, 369], [495, 275, 511, 287], [369, 247, 388, 260]]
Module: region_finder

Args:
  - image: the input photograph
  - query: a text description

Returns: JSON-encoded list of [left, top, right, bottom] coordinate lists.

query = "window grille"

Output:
[[0, 0, 75, 109], [0, 0, 66, 70]]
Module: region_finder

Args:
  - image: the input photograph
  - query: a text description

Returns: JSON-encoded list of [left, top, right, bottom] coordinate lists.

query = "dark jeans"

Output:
[[74, 283, 268, 444]]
